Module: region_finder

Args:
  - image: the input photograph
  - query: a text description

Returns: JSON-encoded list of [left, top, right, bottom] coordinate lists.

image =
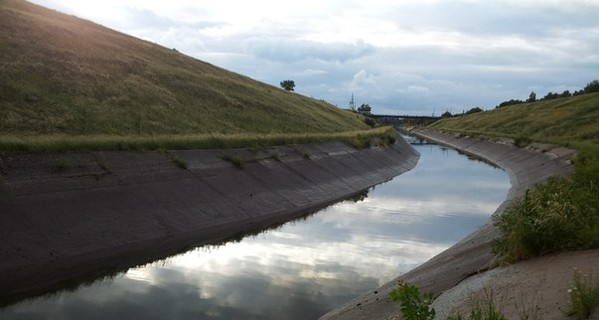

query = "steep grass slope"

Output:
[[0, 0, 368, 138], [429, 93, 599, 148]]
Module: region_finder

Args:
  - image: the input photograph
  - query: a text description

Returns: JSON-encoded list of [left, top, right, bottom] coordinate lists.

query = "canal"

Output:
[[0, 138, 510, 320]]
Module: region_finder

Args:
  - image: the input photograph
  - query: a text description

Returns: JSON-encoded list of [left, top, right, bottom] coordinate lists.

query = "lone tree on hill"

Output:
[[357, 103, 372, 114], [280, 80, 295, 91]]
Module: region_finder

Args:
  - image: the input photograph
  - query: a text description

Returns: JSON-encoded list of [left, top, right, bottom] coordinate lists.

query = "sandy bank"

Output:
[[0, 136, 419, 305], [321, 129, 577, 320]]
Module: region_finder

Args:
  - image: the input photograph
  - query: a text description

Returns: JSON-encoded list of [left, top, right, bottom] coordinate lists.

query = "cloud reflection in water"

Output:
[[0, 144, 509, 320]]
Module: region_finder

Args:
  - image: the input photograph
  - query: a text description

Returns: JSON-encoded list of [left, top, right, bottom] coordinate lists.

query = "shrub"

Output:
[[513, 136, 531, 148], [389, 281, 435, 320], [493, 173, 599, 264], [350, 135, 372, 149], [364, 117, 377, 127]]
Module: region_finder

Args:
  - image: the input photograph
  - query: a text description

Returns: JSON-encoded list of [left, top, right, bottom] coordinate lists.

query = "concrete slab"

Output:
[[0, 134, 420, 304]]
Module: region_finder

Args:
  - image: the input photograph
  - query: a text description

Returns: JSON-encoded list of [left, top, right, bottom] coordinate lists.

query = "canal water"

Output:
[[1, 139, 510, 320]]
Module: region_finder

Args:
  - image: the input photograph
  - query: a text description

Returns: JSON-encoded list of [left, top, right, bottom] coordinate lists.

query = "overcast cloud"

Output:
[[30, 0, 599, 115]]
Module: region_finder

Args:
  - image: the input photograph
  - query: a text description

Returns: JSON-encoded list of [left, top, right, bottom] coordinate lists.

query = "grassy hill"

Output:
[[0, 0, 375, 150], [429, 93, 599, 148]]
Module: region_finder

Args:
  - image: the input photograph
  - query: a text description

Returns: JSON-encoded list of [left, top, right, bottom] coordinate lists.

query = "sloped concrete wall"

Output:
[[321, 129, 575, 320], [0, 135, 419, 303]]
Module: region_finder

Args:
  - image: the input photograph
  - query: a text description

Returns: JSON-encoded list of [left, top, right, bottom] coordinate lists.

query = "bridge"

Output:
[[369, 114, 440, 125]]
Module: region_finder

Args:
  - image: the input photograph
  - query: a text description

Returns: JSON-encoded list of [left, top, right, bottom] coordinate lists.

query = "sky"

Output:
[[29, 0, 599, 115]]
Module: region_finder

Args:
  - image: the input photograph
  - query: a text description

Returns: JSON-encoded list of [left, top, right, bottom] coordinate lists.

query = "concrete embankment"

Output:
[[0, 136, 419, 304], [321, 129, 576, 320]]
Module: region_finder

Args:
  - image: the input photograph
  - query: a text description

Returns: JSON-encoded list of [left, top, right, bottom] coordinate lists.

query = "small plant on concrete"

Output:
[[164, 151, 188, 170], [447, 289, 506, 320], [172, 157, 188, 170], [569, 271, 599, 319], [350, 135, 371, 149], [513, 136, 531, 148], [50, 158, 87, 172], [389, 281, 435, 320], [222, 154, 245, 169]]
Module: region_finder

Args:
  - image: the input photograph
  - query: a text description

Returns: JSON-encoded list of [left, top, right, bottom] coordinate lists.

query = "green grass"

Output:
[[428, 94, 599, 264], [429, 93, 599, 149], [0, 0, 370, 141], [0, 126, 395, 153]]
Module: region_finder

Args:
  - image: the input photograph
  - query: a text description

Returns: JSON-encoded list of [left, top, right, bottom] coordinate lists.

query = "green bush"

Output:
[[513, 136, 531, 148], [492, 150, 599, 264], [364, 117, 377, 127]]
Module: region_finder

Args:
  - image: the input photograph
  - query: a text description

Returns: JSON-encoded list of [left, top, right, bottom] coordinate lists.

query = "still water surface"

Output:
[[1, 140, 509, 320]]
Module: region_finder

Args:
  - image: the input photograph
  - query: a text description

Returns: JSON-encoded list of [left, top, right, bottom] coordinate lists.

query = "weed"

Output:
[[222, 154, 245, 169], [302, 152, 311, 160], [514, 136, 531, 148], [164, 151, 188, 170], [569, 271, 599, 319], [389, 281, 435, 320], [448, 289, 507, 320], [172, 157, 188, 170], [95, 152, 112, 174], [350, 135, 372, 149], [513, 289, 541, 320], [50, 158, 87, 172]]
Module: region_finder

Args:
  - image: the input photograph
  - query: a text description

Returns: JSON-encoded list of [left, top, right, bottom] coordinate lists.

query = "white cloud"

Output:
[[28, 0, 599, 114]]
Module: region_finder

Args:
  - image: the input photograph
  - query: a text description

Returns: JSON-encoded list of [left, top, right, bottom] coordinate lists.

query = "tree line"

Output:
[[442, 79, 599, 118], [496, 79, 599, 109]]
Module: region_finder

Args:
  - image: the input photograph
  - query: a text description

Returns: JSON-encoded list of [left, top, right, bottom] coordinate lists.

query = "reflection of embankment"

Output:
[[0, 135, 419, 307], [321, 129, 576, 320]]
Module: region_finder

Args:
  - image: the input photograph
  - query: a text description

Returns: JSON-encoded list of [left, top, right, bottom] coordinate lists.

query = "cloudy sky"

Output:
[[30, 0, 599, 115]]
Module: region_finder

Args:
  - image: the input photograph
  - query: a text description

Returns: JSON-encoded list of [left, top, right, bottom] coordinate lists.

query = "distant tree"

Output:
[[465, 107, 483, 115], [560, 90, 571, 98], [357, 103, 372, 114], [496, 99, 524, 109], [583, 80, 599, 93], [280, 80, 295, 91], [441, 111, 452, 118], [542, 92, 559, 100], [527, 91, 537, 103]]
